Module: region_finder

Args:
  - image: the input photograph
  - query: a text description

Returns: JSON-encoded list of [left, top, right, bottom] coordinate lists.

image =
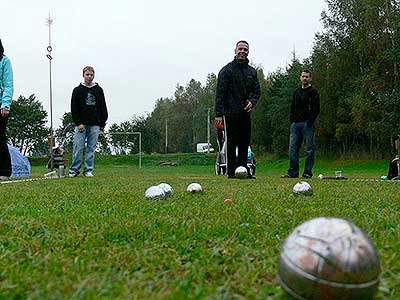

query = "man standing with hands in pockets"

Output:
[[69, 66, 108, 178], [282, 69, 320, 179], [215, 41, 260, 179]]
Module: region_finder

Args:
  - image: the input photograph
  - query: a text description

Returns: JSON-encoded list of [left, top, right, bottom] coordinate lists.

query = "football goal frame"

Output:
[[105, 131, 142, 168]]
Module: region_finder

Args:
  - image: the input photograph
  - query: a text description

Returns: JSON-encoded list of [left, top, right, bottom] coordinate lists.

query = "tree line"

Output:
[[8, 0, 400, 158]]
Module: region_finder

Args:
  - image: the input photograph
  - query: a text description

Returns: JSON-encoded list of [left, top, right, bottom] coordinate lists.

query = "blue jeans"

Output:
[[288, 121, 316, 177], [69, 126, 100, 175]]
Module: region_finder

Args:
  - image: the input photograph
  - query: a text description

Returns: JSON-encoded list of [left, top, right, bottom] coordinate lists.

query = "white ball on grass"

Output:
[[144, 186, 166, 200], [187, 183, 202, 193], [157, 183, 174, 197], [235, 166, 248, 179], [293, 181, 313, 196]]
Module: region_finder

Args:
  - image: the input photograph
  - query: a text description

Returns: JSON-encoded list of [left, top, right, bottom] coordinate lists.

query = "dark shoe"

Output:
[[302, 173, 313, 179], [281, 174, 298, 178], [247, 175, 256, 179]]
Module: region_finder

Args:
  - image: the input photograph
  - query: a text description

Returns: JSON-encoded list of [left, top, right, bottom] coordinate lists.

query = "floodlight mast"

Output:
[[46, 14, 55, 170]]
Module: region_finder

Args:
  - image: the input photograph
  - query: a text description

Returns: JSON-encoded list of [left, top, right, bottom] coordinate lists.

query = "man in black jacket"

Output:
[[215, 41, 260, 178], [69, 66, 108, 177], [282, 69, 320, 178]]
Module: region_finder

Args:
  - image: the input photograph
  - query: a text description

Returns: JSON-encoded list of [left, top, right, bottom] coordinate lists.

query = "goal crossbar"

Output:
[[105, 131, 142, 168]]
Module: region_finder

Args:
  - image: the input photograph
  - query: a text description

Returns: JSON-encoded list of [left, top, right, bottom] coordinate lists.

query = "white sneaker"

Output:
[[69, 173, 78, 177], [84, 172, 94, 177]]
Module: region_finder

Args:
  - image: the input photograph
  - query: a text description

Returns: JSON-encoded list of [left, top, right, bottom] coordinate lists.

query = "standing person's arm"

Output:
[[1, 57, 13, 118], [71, 88, 84, 131], [306, 89, 320, 127], [98, 87, 108, 132], [290, 91, 296, 124], [215, 68, 229, 127], [249, 71, 261, 106]]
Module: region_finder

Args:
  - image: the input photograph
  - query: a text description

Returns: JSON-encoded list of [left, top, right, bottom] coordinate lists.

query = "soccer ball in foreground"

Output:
[[278, 217, 381, 300], [187, 183, 202, 193], [144, 186, 165, 200], [158, 183, 174, 197], [235, 166, 248, 179], [293, 181, 313, 196]]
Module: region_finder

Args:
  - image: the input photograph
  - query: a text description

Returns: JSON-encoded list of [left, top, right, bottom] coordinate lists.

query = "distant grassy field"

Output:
[[0, 155, 399, 299]]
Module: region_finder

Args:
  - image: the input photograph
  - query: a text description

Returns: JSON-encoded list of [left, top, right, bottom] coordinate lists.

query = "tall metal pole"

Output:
[[207, 108, 210, 154], [46, 15, 55, 170]]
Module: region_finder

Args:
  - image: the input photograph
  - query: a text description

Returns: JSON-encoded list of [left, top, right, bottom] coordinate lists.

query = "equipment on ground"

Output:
[[8, 145, 31, 178], [47, 146, 67, 169]]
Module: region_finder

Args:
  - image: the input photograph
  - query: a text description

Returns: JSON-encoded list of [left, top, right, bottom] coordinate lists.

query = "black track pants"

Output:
[[223, 114, 251, 177]]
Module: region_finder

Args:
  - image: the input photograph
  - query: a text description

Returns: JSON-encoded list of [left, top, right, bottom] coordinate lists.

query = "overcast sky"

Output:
[[1, 0, 327, 128]]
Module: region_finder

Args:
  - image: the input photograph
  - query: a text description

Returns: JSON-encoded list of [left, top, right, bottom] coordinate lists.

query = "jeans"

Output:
[[288, 120, 316, 177], [69, 125, 100, 175]]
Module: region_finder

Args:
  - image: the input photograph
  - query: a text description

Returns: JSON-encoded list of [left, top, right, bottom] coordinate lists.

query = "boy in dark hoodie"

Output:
[[69, 66, 108, 177]]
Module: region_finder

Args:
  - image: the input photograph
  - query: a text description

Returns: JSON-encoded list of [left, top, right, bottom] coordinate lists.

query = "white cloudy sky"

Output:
[[1, 0, 327, 128]]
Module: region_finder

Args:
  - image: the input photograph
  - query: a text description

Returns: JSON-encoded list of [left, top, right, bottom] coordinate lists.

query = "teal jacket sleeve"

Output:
[[1, 56, 14, 109]]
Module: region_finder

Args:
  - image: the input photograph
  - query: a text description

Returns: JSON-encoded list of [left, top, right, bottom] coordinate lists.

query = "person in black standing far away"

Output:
[[215, 40, 260, 179], [282, 69, 320, 179]]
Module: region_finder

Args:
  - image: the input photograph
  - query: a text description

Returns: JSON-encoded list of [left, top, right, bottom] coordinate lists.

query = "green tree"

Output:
[[251, 68, 271, 153], [8, 94, 49, 155], [55, 112, 75, 151], [266, 56, 303, 156], [310, 0, 400, 156]]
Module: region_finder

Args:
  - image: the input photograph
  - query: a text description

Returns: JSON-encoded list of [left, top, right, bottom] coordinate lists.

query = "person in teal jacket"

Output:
[[0, 39, 14, 179]]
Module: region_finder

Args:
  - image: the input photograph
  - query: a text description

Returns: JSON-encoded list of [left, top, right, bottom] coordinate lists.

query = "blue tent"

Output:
[[8, 145, 31, 178]]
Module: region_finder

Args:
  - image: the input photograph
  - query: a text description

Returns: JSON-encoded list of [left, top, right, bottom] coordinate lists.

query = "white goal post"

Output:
[[105, 131, 142, 169]]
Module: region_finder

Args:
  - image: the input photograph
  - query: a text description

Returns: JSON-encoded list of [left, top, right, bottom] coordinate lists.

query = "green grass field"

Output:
[[0, 155, 399, 299]]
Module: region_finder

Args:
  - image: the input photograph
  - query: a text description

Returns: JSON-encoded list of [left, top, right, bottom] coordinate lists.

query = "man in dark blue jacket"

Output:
[[282, 69, 320, 178], [215, 41, 260, 178]]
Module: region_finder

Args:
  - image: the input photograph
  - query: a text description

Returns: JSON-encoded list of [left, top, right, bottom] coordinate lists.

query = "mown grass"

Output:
[[0, 155, 399, 299]]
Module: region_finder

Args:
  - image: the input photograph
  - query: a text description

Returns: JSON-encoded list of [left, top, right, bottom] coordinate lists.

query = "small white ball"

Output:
[[145, 186, 166, 200], [318, 174, 324, 180], [235, 166, 248, 179], [293, 181, 313, 196], [158, 183, 174, 197], [187, 183, 202, 193]]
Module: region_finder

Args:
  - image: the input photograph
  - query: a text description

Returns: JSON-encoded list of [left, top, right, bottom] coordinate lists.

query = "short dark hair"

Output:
[[236, 40, 249, 47], [301, 69, 312, 76], [0, 39, 4, 60], [82, 66, 95, 75]]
